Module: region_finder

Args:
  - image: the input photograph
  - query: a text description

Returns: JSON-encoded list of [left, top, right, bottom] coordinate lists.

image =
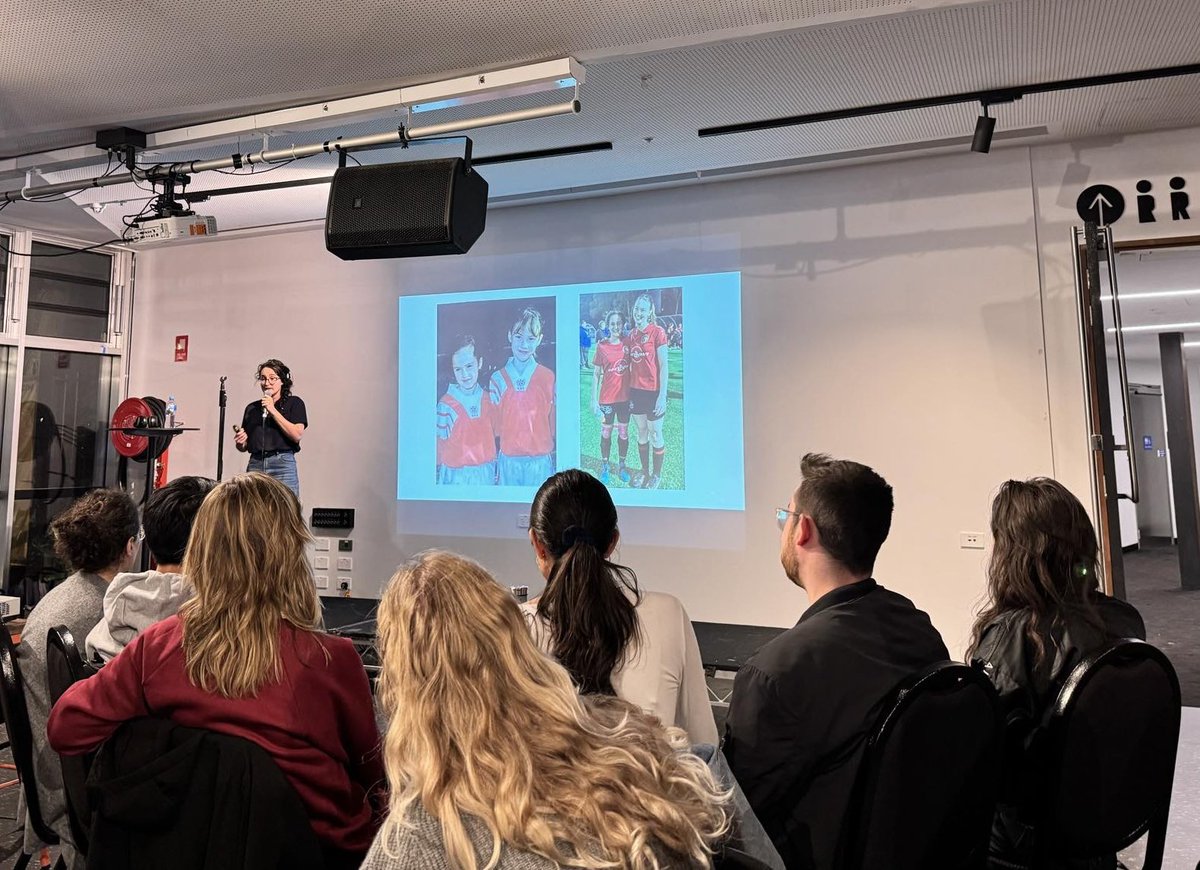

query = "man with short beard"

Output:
[[724, 453, 948, 870]]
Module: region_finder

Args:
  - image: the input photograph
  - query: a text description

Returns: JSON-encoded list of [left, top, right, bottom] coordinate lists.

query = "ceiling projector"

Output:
[[125, 214, 218, 244]]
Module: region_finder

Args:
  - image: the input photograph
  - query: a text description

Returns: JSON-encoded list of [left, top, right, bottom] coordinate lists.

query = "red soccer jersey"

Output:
[[627, 323, 669, 391], [592, 340, 630, 404], [489, 361, 555, 456], [436, 385, 497, 468]]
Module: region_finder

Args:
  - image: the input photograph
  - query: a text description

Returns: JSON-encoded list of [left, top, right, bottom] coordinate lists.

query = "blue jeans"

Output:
[[693, 743, 786, 870], [248, 451, 300, 500]]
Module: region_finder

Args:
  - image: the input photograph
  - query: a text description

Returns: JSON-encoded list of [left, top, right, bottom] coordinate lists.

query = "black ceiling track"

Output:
[[698, 61, 1200, 138]]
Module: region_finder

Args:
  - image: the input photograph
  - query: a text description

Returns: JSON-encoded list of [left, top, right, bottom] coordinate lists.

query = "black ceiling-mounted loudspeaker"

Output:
[[324, 157, 488, 259]]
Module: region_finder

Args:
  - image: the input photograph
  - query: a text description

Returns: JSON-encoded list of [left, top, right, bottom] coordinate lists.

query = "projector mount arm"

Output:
[[339, 131, 474, 173]]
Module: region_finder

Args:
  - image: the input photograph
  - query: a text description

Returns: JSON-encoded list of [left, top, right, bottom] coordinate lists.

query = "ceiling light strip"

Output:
[[1099, 290, 1200, 302], [0, 58, 585, 179], [1, 100, 581, 205], [1106, 322, 1200, 333]]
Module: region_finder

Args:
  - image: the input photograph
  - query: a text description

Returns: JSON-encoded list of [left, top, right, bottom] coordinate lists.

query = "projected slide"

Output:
[[398, 272, 744, 510]]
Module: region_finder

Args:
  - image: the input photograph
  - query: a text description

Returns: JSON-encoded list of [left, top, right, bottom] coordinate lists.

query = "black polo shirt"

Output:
[[723, 578, 949, 870], [241, 395, 308, 454]]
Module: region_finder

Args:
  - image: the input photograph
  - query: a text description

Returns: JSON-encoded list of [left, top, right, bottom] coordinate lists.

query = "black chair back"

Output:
[[46, 625, 98, 855], [1035, 638, 1180, 870], [0, 627, 60, 845], [839, 661, 1002, 870]]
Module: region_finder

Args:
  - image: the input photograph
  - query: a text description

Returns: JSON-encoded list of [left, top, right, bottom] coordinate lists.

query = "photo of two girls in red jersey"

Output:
[[434, 288, 684, 491]]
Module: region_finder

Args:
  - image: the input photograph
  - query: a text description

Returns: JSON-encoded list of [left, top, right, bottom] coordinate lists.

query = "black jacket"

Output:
[[723, 578, 949, 870], [85, 718, 326, 870], [971, 593, 1146, 870]]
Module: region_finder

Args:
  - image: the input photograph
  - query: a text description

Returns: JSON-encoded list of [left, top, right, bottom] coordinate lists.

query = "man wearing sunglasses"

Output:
[[723, 453, 948, 870]]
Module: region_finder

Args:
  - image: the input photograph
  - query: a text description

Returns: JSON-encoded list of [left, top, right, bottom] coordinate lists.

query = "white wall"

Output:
[[129, 124, 1200, 657]]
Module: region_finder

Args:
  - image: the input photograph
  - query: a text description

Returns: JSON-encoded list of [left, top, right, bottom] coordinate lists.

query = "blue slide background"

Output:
[[398, 272, 744, 510]]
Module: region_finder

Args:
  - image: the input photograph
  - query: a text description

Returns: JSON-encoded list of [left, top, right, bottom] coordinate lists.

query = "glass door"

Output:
[[7, 350, 121, 604], [1074, 222, 1132, 597]]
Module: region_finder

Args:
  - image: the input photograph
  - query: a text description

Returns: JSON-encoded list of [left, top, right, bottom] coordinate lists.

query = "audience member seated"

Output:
[[85, 475, 216, 663], [18, 487, 139, 865], [363, 549, 730, 870], [522, 469, 718, 744], [723, 453, 949, 870], [968, 478, 1146, 870], [47, 472, 383, 867]]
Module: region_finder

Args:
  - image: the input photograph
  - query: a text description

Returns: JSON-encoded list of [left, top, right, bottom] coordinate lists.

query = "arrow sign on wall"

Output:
[[1076, 184, 1126, 226]]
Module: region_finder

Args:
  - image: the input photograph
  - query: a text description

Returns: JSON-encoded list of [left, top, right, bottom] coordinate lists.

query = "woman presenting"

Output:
[[234, 358, 307, 499]]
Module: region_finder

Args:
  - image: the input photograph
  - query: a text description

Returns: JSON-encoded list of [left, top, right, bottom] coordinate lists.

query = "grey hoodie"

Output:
[[85, 569, 191, 662]]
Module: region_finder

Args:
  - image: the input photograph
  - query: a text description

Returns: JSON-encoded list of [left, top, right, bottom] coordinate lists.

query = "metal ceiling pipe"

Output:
[[1, 98, 581, 205]]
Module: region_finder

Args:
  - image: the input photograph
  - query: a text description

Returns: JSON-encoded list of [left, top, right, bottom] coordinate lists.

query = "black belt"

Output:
[[257, 449, 294, 458]]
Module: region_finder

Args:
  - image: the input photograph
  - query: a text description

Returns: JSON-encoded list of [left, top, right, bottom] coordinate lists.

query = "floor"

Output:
[[0, 755, 41, 870], [1124, 541, 1200, 706], [1118, 706, 1200, 870]]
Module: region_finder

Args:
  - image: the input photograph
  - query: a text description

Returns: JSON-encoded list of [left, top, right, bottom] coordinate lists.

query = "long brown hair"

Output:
[[179, 473, 321, 697], [968, 478, 1105, 665], [374, 550, 728, 870], [530, 470, 640, 696]]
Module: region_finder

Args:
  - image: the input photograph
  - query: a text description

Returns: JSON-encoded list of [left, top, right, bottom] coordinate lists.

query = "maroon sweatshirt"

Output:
[[48, 614, 384, 853]]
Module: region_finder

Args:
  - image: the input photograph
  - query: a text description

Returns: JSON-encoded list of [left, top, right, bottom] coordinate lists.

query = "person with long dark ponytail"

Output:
[[969, 478, 1145, 870], [524, 469, 717, 744]]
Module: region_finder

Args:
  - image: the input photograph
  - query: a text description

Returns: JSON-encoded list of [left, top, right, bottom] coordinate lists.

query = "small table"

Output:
[[325, 608, 788, 707], [694, 621, 787, 706]]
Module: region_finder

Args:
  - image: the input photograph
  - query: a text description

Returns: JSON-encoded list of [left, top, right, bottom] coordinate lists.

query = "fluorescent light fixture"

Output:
[[0, 58, 587, 178], [407, 58, 584, 113], [1100, 289, 1200, 301], [1106, 322, 1200, 333], [1184, 341, 1200, 348]]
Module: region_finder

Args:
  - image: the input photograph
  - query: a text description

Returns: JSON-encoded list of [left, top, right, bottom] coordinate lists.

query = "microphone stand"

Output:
[[216, 376, 227, 480]]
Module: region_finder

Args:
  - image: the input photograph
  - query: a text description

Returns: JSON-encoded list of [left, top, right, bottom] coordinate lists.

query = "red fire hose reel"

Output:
[[110, 396, 171, 461]]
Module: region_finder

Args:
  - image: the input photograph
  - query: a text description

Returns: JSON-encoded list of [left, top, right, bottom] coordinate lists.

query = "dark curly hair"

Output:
[[50, 488, 140, 574], [256, 359, 293, 398]]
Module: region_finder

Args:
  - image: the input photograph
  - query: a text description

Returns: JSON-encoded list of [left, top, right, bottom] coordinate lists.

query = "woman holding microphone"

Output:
[[235, 359, 307, 499]]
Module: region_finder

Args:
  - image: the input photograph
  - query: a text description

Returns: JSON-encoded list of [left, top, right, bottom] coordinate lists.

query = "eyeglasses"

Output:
[[776, 507, 802, 530], [258, 376, 281, 384]]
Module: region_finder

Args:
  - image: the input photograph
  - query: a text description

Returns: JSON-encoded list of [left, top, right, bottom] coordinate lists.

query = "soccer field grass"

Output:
[[576, 348, 684, 489]]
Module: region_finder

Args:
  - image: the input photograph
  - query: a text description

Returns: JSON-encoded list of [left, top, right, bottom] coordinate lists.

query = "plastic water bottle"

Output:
[[165, 395, 177, 428]]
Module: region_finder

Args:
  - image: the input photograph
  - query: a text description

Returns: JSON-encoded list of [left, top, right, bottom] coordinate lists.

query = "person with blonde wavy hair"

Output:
[[49, 473, 383, 866], [364, 549, 730, 870]]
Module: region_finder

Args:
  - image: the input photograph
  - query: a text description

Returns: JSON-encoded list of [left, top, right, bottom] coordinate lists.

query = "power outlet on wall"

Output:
[[960, 532, 985, 550], [314, 574, 329, 590], [516, 513, 530, 529], [337, 576, 352, 597]]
